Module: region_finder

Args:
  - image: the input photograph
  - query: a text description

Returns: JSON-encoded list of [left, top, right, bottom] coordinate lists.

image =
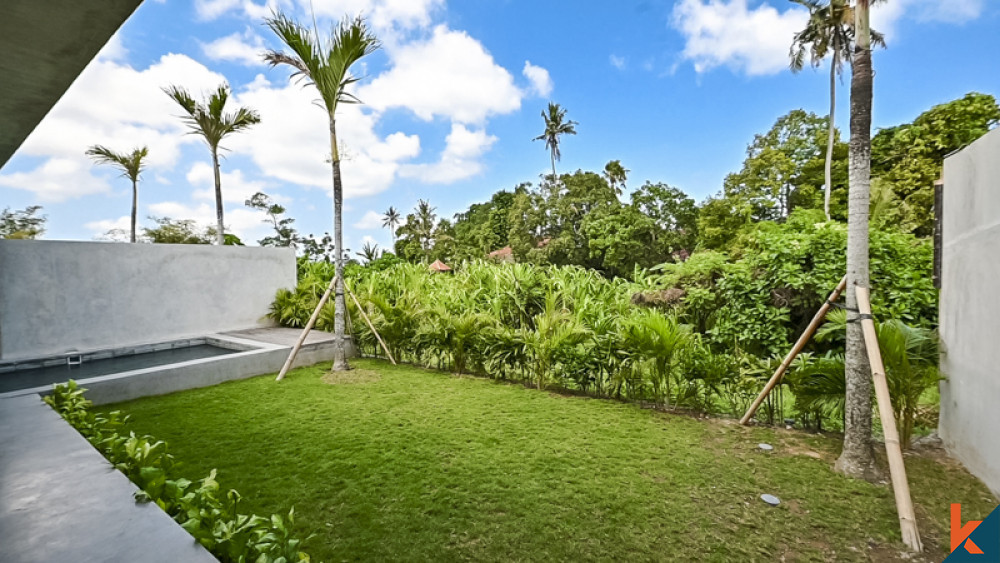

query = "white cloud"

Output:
[[358, 25, 522, 124], [0, 158, 110, 202], [522, 61, 553, 97], [146, 201, 270, 241], [0, 54, 226, 202], [186, 161, 282, 205], [609, 55, 626, 70], [86, 216, 132, 238], [194, 0, 244, 20], [400, 123, 496, 184], [907, 0, 982, 24], [97, 33, 128, 63], [228, 74, 421, 197], [196, 0, 444, 32], [354, 210, 384, 229], [672, 0, 984, 77], [202, 29, 266, 66], [672, 0, 808, 76]]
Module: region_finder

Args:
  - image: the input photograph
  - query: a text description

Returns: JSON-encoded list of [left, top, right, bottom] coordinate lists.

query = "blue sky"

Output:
[[1, 0, 997, 253]]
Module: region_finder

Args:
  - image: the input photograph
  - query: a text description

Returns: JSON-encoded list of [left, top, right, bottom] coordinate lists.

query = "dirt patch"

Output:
[[321, 369, 381, 385]]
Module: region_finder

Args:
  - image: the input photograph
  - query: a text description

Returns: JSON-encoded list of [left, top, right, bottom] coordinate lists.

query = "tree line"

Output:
[[368, 92, 997, 279]]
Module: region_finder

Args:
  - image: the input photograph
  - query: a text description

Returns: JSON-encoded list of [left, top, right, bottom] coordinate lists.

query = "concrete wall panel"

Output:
[[939, 127, 1000, 497], [0, 241, 296, 361]]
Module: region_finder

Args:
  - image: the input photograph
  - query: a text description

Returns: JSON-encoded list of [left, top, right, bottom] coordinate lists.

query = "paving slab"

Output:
[[224, 326, 338, 347], [0, 394, 216, 563]]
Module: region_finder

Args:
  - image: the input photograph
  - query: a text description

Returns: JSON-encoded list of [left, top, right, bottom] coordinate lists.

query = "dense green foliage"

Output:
[[0, 205, 46, 239], [273, 212, 937, 431], [45, 381, 312, 563], [872, 92, 1000, 235], [101, 359, 998, 561], [380, 93, 995, 273]]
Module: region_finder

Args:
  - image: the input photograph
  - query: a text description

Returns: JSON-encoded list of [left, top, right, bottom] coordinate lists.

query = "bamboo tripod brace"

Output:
[[275, 276, 395, 382], [739, 275, 847, 425], [738, 280, 922, 552]]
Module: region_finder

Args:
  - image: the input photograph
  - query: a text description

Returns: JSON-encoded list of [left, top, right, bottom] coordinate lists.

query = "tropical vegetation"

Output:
[[264, 11, 381, 372], [164, 83, 260, 245], [46, 381, 313, 563], [271, 208, 939, 436], [85, 145, 149, 243]]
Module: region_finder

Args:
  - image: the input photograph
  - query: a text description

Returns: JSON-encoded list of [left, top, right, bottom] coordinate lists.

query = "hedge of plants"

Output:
[[271, 209, 940, 442], [45, 381, 313, 563]]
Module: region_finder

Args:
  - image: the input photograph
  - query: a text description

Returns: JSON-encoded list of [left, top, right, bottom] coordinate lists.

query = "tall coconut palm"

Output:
[[415, 199, 436, 256], [86, 145, 149, 243], [603, 160, 629, 195], [836, 0, 878, 482], [264, 12, 380, 371], [382, 206, 401, 246], [533, 102, 577, 181], [164, 84, 259, 245], [790, 0, 884, 221]]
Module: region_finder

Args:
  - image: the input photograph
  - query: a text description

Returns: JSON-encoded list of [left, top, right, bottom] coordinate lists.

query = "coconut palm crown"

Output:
[[86, 145, 149, 243], [533, 102, 577, 181], [164, 83, 260, 244], [790, 0, 884, 220]]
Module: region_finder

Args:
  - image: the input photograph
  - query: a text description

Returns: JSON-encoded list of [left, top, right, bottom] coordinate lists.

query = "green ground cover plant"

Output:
[[46, 381, 313, 563], [100, 360, 996, 562]]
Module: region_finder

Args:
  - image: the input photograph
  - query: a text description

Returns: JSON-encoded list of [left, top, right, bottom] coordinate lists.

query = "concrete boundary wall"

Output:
[[939, 127, 1000, 498], [0, 240, 296, 361]]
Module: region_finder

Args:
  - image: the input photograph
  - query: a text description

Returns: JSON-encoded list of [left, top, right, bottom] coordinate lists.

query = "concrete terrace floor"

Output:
[[0, 393, 216, 563]]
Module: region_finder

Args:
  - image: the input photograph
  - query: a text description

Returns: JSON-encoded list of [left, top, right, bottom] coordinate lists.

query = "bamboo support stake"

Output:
[[344, 280, 396, 365], [856, 286, 923, 553], [740, 275, 848, 425], [275, 275, 338, 382]]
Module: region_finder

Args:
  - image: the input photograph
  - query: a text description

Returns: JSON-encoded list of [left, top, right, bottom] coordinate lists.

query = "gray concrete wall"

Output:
[[939, 127, 1000, 498], [0, 240, 296, 361]]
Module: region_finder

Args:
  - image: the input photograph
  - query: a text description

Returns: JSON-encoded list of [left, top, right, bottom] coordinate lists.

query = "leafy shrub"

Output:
[[269, 218, 938, 431], [45, 382, 313, 563]]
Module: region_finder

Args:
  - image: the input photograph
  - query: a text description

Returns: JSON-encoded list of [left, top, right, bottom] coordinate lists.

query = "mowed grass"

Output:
[[99, 359, 996, 562]]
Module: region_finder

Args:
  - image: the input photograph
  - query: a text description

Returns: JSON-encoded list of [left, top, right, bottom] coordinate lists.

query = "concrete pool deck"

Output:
[[0, 393, 217, 563]]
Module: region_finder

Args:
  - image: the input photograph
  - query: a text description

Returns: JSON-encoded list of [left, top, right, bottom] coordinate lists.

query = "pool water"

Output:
[[0, 344, 236, 393]]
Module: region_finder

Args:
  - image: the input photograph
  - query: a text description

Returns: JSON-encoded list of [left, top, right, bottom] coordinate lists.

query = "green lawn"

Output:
[[100, 359, 996, 562]]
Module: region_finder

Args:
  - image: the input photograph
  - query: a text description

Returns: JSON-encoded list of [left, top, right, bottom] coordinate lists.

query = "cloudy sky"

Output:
[[1, 0, 997, 252]]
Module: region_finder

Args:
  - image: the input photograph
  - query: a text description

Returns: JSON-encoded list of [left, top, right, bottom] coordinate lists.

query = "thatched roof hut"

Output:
[[429, 259, 452, 273]]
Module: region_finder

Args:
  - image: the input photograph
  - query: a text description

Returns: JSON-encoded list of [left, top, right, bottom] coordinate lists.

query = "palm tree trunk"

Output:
[[824, 48, 838, 221], [130, 179, 138, 243], [330, 115, 350, 372], [835, 0, 878, 481], [212, 149, 225, 245], [550, 150, 557, 182]]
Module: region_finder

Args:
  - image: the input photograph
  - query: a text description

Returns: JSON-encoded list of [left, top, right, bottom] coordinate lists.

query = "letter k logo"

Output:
[[953, 504, 984, 554]]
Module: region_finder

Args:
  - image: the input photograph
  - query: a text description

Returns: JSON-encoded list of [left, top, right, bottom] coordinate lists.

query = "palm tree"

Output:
[[533, 102, 577, 181], [86, 145, 149, 243], [790, 0, 884, 221], [356, 241, 380, 262], [603, 160, 629, 195], [627, 311, 691, 408], [415, 199, 436, 257], [382, 206, 401, 246], [264, 12, 380, 371], [164, 84, 260, 245], [836, 0, 878, 482]]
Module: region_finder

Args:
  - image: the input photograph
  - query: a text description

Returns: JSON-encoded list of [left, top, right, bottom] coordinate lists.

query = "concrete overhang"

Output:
[[0, 0, 143, 169]]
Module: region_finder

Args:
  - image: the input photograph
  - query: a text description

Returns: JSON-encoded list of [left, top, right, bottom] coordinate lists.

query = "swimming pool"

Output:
[[0, 343, 240, 393]]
